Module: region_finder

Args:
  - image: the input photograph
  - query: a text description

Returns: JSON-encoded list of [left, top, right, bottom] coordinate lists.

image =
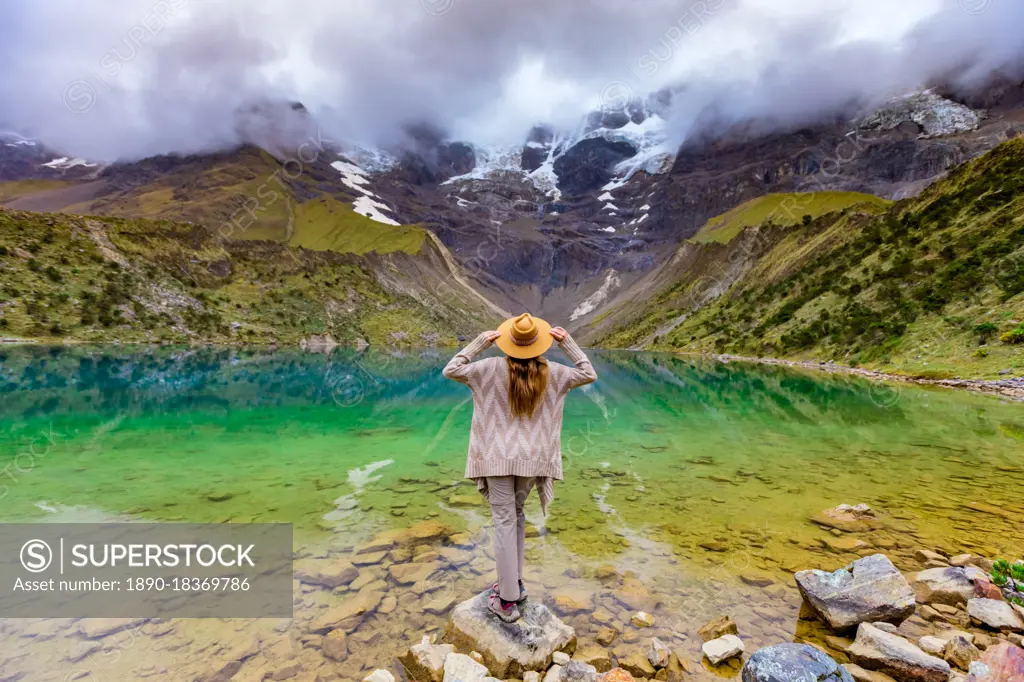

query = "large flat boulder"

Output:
[[795, 555, 916, 631], [741, 643, 854, 681], [909, 567, 986, 606], [966, 598, 1024, 632], [445, 590, 576, 678], [847, 623, 951, 682]]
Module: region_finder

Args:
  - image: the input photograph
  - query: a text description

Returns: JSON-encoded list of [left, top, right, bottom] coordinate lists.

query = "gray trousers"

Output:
[[486, 475, 535, 602]]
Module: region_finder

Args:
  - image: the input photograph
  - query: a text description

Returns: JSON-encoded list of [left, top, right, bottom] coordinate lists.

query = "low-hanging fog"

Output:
[[1, 0, 1022, 162]]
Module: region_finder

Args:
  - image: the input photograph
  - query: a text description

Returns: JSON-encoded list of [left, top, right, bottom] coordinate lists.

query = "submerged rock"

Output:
[[321, 629, 348, 662], [311, 588, 384, 632], [795, 554, 916, 631], [698, 615, 738, 642], [575, 643, 613, 672], [647, 638, 671, 668], [446, 590, 576, 678], [381, 520, 451, 547], [847, 623, 950, 682], [741, 643, 854, 681], [618, 653, 655, 678], [552, 587, 595, 615], [294, 559, 359, 589], [811, 505, 884, 533]]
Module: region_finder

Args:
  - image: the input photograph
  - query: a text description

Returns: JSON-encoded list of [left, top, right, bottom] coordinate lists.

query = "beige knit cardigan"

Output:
[[442, 331, 598, 513]]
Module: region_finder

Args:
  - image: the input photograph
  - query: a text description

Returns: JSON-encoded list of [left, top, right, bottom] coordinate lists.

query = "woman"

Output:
[[442, 313, 597, 622]]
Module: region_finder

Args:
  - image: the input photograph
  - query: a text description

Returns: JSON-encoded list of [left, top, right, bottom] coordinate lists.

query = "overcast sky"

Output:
[[1, 0, 1021, 161]]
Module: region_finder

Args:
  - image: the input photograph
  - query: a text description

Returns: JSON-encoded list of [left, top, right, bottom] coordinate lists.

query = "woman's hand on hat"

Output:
[[549, 327, 568, 342], [481, 330, 501, 344]]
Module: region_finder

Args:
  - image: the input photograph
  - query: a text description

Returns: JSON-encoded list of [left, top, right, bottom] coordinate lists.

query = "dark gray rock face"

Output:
[[795, 554, 916, 631], [521, 125, 555, 172], [741, 644, 854, 682], [553, 138, 638, 195]]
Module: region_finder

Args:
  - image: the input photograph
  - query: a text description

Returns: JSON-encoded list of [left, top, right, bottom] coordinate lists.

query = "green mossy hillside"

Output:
[[0, 208, 493, 346], [691, 191, 890, 244], [598, 138, 1024, 379], [289, 196, 427, 255]]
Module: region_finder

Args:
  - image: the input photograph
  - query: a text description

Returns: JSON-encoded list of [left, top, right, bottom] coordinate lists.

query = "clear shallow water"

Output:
[[1, 346, 1022, 680]]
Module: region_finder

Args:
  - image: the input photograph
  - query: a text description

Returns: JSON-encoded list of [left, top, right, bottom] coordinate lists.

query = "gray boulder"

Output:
[[966, 598, 1024, 632], [909, 566, 985, 606], [795, 555, 916, 631], [445, 590, 576, 678], [847, 623, 951, 682], [560, 660, 598, 682], [741, 643, 854, 681]]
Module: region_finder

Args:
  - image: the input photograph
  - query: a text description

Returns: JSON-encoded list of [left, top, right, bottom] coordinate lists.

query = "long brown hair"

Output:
[[506, 356, 549, 419]]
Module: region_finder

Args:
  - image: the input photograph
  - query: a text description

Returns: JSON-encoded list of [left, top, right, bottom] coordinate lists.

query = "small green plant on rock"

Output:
[[991, 559, 1024, 594], [992, 559, 1011, 586], [1001, 323, 1024, 344]]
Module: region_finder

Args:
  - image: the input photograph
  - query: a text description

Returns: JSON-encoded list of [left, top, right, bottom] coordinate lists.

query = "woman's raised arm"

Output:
[[442, 330, 500, 385], [550, 328, 597, 390]]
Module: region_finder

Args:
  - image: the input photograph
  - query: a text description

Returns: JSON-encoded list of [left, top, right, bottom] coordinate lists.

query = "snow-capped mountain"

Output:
[[441, 96, 676, 202], [3, 85, 1020, 332], [1, 130, 103, 181]]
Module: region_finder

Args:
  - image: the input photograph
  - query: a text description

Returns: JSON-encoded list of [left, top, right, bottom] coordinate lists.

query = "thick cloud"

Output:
[[0, 0, 1021, 162]]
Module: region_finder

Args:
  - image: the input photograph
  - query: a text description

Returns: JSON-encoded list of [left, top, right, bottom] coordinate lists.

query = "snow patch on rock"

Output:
[[571, 270, 621, 321], [331, 158, 401, 225], [860, 90, 982, 138], [353, 196, 400, 226], [41, 157, 97, 169]]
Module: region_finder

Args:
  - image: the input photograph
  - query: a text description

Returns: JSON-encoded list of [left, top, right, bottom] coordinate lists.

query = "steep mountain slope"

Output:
[[0, 207, 502, 346], [589, 138, 1024, 379], [2, 88, 1023, 343]]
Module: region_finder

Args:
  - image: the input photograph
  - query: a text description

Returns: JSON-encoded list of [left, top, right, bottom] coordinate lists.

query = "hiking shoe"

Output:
[[491, 581, 527, 603], [488, 592, 521, 623]]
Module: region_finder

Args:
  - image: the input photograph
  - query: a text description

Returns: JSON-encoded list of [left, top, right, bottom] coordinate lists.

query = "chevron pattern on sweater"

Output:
[[442, 332, 597, 481]]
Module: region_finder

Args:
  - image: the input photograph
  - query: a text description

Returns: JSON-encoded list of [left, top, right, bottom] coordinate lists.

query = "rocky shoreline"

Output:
[[3, 505, 1022, 681], [371, 527, 1024, 682], [707, 353, 1024, 403]]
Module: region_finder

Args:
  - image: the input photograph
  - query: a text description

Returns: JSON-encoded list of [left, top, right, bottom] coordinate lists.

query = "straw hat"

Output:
[[495, 313, 553, 359]]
